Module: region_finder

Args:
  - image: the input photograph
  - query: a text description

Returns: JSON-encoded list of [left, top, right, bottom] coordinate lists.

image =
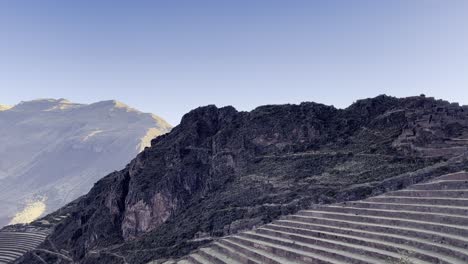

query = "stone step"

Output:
[[0, 241, 43, 246], [0, 232, 47, 238], [0, 244, 30, 252], [264, 222, 468, 263], [0, 237, 42, 241], [0, 240, 43, 245], [0, 240, 41, 246], [365, 196, 468, 206], [231, 236, 342, 264], [0, 255, 15, 262], [234, 232, 382, 264], [275, 217, 468, 251], [0, 235, 44, 240], [0, 234, 45, 238], [285, 211, 468, 238], [0, 238, 44, 244], [210, 242, 262, 264], [385, 189, 468, 198], [198, 247, 243, 264], [0, 231, 47, 235], [219, 238, 296, 264], [187, 253, 212, 264], [255, 227, 452, 264], [339, 201, 468, 216], [0, 255, 18, 263], [0, 250, 21, 257], [249, 228, 417, 264], [0, 247, 37, 253], [0, 235, 45, 241], [0, 246, 32, 252], [302, 206, 468, 226], [0, 244, 40, 250], [196, 249, 224, 264], [435, 172, 468, 181], [0, 243, 37, 249], [409, 180, 468, 190]]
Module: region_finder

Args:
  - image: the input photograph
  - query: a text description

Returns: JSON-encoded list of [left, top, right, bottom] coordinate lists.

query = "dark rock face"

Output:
[[17, 95, 468, 264]]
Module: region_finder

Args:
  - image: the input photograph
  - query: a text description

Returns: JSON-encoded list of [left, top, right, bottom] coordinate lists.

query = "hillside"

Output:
[[0, 99, 172, 227], [15, 95, 468, 264], [175, 171, 468, 263]]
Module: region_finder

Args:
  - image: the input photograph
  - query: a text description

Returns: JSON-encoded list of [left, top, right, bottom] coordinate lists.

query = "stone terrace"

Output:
[[0, 229, 47, 264], [0, 213, 67, 264], [172, 171, 468, 264]]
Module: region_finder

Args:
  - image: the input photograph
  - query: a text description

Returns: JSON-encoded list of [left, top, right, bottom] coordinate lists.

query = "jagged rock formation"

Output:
[[12, 95, 468, 264], [0, 99, 171, 227], [177, 171, 468, 264]]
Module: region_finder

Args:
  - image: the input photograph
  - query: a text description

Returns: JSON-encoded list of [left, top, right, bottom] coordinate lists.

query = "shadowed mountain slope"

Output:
[[0, 99, 171, 227]]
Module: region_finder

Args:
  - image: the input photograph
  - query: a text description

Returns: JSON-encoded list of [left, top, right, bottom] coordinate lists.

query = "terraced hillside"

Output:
[[0, 228, 48, 264], [177, 171, 468, 264], [0, 212, 69, 264], [14, 95, 468, 264]]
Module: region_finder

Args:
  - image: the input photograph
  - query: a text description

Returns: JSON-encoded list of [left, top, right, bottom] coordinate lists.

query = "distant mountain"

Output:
[[0, 99, 172, 227], [0, 104, 11, 111], [16, 95, 468, 264]]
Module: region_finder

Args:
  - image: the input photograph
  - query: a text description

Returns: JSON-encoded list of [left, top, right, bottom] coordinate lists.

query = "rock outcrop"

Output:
[[14, 95, 468, 264], [0, 99, 171, 227]]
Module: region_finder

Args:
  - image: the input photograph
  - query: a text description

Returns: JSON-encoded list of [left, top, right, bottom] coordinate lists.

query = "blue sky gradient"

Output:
[[1, 0, 467, 124]]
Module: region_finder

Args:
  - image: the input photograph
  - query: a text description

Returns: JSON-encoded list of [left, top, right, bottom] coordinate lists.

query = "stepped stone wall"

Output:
[[0, 228, 48, 264], [174, 171, 468, 264], [0, 213, 68, 264]]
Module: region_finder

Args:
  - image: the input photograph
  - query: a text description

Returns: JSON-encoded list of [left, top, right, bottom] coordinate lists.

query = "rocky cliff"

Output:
[[0, 99, 171, 227], [17, 95, 468, 264]]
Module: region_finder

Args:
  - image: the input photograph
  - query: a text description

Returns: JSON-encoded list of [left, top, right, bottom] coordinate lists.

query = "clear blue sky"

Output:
[[1, 0, 467, 125]]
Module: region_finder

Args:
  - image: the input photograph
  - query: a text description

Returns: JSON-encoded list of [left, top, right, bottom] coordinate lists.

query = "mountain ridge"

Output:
[[0, 99, 172, 228], [5, 98, 150, 113]]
